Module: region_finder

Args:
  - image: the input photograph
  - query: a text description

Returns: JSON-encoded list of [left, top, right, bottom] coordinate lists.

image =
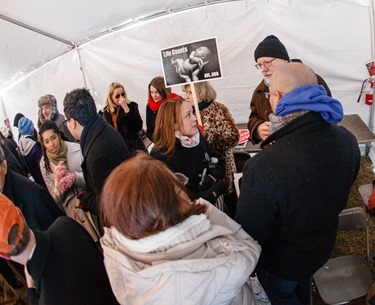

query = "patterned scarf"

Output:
[[269, 110, 308, 134], [175, 130, 200, 148], [46, 140, 68, 165]]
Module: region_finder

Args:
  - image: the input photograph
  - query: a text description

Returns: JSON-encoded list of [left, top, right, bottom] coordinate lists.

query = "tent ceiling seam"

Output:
[[74, 0, 243, 47]]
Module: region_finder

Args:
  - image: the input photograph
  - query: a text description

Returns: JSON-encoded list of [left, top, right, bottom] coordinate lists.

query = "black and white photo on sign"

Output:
[[161, 38, 222, 87]]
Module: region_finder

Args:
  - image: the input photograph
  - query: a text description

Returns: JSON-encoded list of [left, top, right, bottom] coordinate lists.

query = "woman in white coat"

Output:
[[100, 152, 261, 305], [39, 120, 99, 240]]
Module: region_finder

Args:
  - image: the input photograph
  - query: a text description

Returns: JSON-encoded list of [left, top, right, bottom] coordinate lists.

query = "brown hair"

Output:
[[152, 98, 186, 156], [102, 82, 130, 113], [148, 76, 171, 101], [100, 152, 207, 240]]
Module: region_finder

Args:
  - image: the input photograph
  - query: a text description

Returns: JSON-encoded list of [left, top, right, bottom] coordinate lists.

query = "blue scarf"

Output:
[[275, 84, 343, 123]]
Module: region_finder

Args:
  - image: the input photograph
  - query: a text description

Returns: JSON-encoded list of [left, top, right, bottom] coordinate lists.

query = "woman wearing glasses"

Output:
[[100, 152, 261, 305], [100, 82, 146, 154]]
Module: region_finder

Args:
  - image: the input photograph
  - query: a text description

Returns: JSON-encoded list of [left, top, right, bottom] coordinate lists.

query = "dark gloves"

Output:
[[198, 173, 217, 191], [202, 178, 225, 204], [209, 178, 225, 198]]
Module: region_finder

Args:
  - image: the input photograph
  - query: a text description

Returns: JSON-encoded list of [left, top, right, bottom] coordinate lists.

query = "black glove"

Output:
[[203, 178, 225, 204], [209, 178, 225, 198]]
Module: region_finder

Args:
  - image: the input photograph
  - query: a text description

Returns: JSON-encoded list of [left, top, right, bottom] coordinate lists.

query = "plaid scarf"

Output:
[[269, 110, 308, 135]]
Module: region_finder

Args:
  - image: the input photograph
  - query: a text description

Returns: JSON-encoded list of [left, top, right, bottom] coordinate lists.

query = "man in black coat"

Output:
[[0, 147, 64, 231], [0, 145, 63, 303], [236, 63, 361, 305], [0, 194, 119, 305], [63, 88, 130, 217]]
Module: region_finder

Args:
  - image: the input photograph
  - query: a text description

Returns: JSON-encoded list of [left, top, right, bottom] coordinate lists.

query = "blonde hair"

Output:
[[102, 82, 130, 113], [182, 81, 217, 102]]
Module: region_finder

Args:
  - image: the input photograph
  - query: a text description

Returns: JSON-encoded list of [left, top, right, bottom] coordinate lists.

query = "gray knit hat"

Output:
[[254, 35, 290, 62]]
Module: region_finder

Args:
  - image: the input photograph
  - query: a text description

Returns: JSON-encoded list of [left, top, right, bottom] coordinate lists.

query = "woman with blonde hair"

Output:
[[100, 82, 146, 154], [182, 81, 239, 217], [100, 152, 261, 305]]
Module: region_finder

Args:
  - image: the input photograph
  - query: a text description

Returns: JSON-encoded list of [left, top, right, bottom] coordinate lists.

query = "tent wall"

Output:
[[0, 0, 374, 140]]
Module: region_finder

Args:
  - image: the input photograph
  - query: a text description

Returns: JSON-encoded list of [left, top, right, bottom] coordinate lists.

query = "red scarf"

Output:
[[147, 92, 181, 111]]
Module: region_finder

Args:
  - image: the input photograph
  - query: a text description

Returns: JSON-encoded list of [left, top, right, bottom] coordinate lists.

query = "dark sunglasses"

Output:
[[115, 92, 125, 99]]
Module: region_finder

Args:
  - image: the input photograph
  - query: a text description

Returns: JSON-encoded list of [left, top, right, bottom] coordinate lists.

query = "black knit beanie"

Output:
[[13, 113, 25, 127], [254, 35, 290, 62]]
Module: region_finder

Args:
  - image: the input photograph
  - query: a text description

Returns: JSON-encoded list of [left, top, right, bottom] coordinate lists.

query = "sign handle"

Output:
[[189, 83, 204, 131]]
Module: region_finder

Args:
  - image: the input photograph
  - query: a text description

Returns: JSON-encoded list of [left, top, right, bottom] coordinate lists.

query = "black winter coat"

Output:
[[3, 170, 63, 231], [27, 217, 119, 305], [236, 112, 361, 280], [80, 116, 130, 216], [151, 133, 226, 204], [100, 102, 146, 154]]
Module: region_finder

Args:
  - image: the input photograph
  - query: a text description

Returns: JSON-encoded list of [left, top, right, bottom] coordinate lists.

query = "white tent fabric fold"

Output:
[[0, 0, 374, 140]]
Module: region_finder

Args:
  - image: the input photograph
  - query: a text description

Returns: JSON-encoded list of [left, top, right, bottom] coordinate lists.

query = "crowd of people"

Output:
[[0, 35, 361, 305]]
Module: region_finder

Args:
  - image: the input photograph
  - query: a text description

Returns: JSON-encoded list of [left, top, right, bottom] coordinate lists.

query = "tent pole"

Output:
[[75, 47, 88, 88], [0, 14, 74, 47]]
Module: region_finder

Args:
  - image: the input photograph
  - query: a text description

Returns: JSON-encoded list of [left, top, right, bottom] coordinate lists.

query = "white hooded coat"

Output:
[[101, 199, 261, 305]]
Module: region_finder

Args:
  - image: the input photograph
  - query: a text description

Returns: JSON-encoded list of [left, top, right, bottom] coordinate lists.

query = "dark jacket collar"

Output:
[[80, 116, 106, 156], [261, 112, 328, 149]]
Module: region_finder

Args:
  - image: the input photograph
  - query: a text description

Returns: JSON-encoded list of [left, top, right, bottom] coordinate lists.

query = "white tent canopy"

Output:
[[0, 0, 374, 140]]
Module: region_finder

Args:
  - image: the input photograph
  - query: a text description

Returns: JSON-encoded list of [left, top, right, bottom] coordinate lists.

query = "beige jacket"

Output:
[[101, 199, 261, 305], [40, 141, 99, 241], [40, 141, 85, 205]]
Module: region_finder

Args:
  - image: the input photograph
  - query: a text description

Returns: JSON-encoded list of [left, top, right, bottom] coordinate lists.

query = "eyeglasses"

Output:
[[255, 58, 276, 70], [115, 92, 125, 99], [264, 91, 277, 99], [62, 119, 69, 127], [264, 91, 283, 99]]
